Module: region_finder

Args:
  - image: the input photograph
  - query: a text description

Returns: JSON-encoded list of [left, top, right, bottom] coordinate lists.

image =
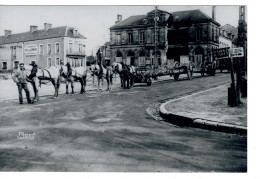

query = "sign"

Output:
[[24, 45, 38, 54], [229, 47, 244, 58], [212, 47, 230, 58]]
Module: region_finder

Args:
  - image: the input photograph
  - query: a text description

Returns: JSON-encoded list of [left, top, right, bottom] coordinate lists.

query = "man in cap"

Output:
[[12, 63, 33, 104]]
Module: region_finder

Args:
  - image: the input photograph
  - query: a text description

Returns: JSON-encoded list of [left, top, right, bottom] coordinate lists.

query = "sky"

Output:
[[0, 5, 242, 56]]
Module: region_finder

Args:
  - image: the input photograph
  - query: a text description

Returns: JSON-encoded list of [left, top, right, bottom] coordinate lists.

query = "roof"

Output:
[[110, 9, 220, 30], [221, 24, 238, 36], [110, 15, 148, 29], [168, 9, 220, 26], [0, 26, 86, 45], [220, 24, 238, 42]]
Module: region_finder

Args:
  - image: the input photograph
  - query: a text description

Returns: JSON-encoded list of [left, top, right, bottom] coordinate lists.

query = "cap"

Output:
[[19, 63, 24, 66]]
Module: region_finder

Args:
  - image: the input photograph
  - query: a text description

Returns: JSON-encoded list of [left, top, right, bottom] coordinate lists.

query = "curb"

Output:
[[159, 87, 247, 135]]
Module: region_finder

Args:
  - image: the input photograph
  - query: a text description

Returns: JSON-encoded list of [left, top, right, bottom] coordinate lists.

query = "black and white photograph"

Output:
[[0, 0, 255, 178]]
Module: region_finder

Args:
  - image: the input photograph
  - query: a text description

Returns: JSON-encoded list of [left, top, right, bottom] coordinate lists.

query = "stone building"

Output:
[[166, 9, 220, 67], [219, 24, 238, 48], [109, 8, 220, 69], [0, 23, 87, 70], [109, 10, 171, 69]]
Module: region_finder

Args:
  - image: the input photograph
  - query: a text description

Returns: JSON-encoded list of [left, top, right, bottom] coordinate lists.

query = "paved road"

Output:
[[0, 73, 247, 172]]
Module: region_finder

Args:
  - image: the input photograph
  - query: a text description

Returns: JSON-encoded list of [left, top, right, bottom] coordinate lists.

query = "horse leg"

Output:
[[101, 78, 104, 91], [71, 80, 74, 94], [80, 78, 84, 94], [97, 78, 100, 91], [66, 81, 69, 95], [52, 80, 57, 98], [83, 76, 86, 93], [106, 77, 109, 91], [127, 78, 130, 89], [56, 77, 60, 97]]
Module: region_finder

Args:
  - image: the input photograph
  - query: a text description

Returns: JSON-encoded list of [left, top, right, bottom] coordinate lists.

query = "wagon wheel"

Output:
[[173, 74, 179, 81], [146, 78, 152, 86]]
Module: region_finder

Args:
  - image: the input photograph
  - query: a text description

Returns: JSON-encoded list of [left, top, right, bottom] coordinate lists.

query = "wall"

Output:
[[0, 42, 23, 70], [23, 37, 64, 68]]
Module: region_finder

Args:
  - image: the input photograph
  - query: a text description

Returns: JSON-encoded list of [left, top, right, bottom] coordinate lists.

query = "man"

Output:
[[12, 63, 33, 104]]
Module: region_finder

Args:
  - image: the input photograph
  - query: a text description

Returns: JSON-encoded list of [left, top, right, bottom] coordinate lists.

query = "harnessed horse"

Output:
[[24, 65, 61, 100], [90, 64, 113, 91], [59, 63, 88, 94], [112, 62, 136, 89]]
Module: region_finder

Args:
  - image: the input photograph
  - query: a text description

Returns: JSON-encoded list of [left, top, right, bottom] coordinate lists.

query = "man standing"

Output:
[[12, 63, 33, 104]]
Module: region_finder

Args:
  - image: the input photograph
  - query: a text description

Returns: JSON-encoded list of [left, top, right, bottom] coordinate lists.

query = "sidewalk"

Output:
[[160, 84, 247, 134]]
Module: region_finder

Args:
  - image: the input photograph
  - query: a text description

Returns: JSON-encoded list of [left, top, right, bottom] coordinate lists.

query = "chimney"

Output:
[[4, 30, 12, 37], [44, 23, 52, 31], [73, 28, 79, 37], [30, 25, 38, 33], [115, 14, 122, 24], [212, 6, 216, 21]]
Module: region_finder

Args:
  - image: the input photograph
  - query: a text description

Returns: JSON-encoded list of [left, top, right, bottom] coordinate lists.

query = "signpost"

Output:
[[229, 47, 244, 106]]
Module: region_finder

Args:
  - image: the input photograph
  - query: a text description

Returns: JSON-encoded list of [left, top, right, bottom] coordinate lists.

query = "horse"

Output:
[[24, 65, 61, 101], [59, 63, 88, 94], [112, 62, 136, 89], [90, 64, 113, 91]]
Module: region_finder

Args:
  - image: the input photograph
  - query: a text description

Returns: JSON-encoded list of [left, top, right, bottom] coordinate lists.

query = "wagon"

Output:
[[133, 67, 152, 86], [168, 55, 193, 81]]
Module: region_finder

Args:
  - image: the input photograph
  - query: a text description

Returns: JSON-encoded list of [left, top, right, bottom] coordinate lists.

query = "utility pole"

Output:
[[154, 6, 159, 70]]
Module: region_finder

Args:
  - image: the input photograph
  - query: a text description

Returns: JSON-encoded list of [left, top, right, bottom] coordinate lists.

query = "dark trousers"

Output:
[[17, 83, 31, 103]]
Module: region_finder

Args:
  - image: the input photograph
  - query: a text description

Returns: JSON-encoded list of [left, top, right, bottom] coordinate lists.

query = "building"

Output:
[[110, 10, 171, 69], [0, 23, 87, 71], [166, 9, 220, 66], [219, 27, 237, 48], [109, 8, 220, 69], [219, 24, 238, 48], [100, 42, 111, 66]]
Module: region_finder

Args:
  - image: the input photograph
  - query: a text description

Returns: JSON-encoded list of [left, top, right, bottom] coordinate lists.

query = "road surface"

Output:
[[0, 73, 247, 172]]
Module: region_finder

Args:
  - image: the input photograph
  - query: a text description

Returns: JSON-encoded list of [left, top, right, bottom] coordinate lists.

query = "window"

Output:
[[79, 44, 82, 53], [212, 28, 214, 41], [55, 57, 60, 66], [139, 57, 146, 66], [194, 55, 203, 65], [39, 44, 43, 54], [69, 43, 72, 53], [55, 43, 60, 53], [139, 32, 144, 43], [47, 43, 51, 55], [2, 62, 7, 70], [196, 28, 202, 41], [116, 34, 121, 45], [128, 33, 133, 44], [13, 46, 16, 58], [14, 61, 19, 69], [60, 59, 64, 65], [214, 29, 217, 42], [47, 57, 52, 67]]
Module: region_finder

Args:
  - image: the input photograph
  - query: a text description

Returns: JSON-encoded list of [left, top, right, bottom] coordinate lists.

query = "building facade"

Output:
[[109, 8, 220, 69], [110, 10, 171, 69], [0, 23, 87, 70], [166, 9, 220, 67]]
